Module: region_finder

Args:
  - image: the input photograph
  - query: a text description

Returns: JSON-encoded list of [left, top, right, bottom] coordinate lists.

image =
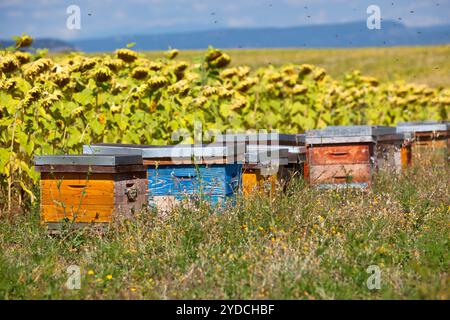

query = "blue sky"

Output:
[[0, 0, 449, 40]]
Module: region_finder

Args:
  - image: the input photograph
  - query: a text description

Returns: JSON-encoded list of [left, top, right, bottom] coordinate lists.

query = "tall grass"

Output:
[[0, 165, 449, 299]]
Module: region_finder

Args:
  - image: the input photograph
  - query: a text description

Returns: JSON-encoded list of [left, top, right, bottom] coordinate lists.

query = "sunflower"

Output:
[[148, 61, 164, 71], [14, 51, 31, 65], [23, 58, 53, 78], [92, 67, 112, 82], [235, 78, 257, 93], [0, 78, 17, 91], [201, 85, 219, 97], [292, 84, 308, 95], [131, 67, 149, 80], [0, 55, 20, 73], [148, 76, 169, 89], [166, 49, 179, 59], [220, 68, 238, 79], [192, 96, 208, 107], [104, 58, 125, 72], [15, 35, 33, 48], [116, 48, 138, 63]]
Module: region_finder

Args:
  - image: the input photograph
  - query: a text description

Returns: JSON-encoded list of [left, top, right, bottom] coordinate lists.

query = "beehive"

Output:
[[243, 148, 289, 196], [35, 155, 147, 231], [397, 121, 449, 166], [84, 144, 243, 213], [215, 133, 305, 196], [305, 126, 408, 188]]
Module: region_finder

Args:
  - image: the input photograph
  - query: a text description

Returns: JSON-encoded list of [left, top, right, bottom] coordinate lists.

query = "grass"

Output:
[[142, 45, 450, 88], [0, 164, 449, 299]]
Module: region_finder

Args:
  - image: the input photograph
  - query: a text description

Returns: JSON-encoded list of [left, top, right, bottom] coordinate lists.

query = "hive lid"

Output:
[[34, 154, 143, 166], [141, 144, 241, 159], [84, 143, 243, 159], [83, 143, 145, 156], [215, 133, 298, 145], [246, 144, 305, 154], [396, 121, 450, 133], [307, 125, 396, 137], [305, 126, 398, 144], [295, 134, 306, 144], [245, 150, 289, 166]]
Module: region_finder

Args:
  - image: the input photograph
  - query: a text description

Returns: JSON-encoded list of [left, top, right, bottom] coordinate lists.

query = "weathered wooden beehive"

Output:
[[215, 133, 305, 195], [83, 144, 243, 213], [243, 147, 289, 196], [305, 126, 408, 188], [35, 155, 147, 231], [397, 121, 449, 166]]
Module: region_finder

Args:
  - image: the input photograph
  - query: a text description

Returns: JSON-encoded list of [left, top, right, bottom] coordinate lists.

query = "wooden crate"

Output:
[[411, 133, 449, 166], [397, 122, 449, 166], [147, 164, 242, 214], [375, 136, 411, 173], [242, 168, 278, 196], [306, 143, 374, 187], [84, 143, 245, 214], [305, 126, 410, 188], [35, 155, 147, 231]]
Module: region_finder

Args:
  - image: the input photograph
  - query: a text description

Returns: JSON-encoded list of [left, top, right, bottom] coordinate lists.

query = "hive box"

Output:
[[83, 144, 243, 213], [34, 155, 147, 231], [305, 126, 409, 188], [215, 133, 305, 196], [243, 148, 289, 196], [397, 121, 449, 165]]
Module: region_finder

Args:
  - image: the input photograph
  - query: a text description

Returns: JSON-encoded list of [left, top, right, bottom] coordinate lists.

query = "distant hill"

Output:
[[1, 21, 449, 52], [0, 38, 75, 52], [72, 21, 450, 52]]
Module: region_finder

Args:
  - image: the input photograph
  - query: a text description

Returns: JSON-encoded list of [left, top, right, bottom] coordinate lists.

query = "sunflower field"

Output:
[[0, 35, 449, 211]]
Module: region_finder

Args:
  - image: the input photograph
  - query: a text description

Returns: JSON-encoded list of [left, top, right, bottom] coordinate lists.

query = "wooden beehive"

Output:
[[375, 132, 411, 173], [84, 144, 243, 214], [243, 146, 305, 195], [397, 121, 449, 166], [305, 126, 405, 188], [35, 155, 147, 231], [215, 133, 305, 196]]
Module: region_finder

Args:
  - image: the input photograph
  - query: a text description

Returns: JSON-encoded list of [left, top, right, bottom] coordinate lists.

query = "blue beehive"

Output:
[[147, 164, 242, 211], [83, 143, 243, 213]]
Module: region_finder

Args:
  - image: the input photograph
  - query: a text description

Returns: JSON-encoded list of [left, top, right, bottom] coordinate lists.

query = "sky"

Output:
[[0, 0, 449, 40]]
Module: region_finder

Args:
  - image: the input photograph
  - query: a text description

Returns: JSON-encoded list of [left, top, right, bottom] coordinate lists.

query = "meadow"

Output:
[[0, 165, 448, 299]]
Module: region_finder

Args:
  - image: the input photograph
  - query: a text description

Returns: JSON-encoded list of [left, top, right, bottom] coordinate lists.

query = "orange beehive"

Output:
[[35, 155, 147, 232], [305, 126, 406, 188], [397, 121, 449, 166]]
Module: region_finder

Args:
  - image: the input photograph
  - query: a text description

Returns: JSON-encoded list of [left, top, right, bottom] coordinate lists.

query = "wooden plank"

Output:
[[401, 145, 412, 168], [41, 172, 115, 180], [40, 189, 114, 205], [413, 131, 449, 139], [142, 157, 239, 165], [411, 139, 448, 165], [147, 165, 241, 196], [309, 164, 372, 185], [308, 144, 371, 165], [41, 204, 113, 222], [40, 172, 115, 223]]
